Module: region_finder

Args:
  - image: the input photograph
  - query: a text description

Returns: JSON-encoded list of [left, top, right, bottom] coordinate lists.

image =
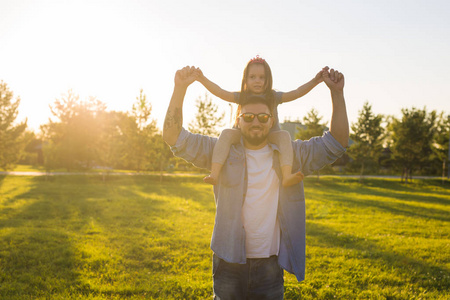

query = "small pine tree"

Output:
[[295, 108, 328, 179], [188, 93, 224, 137], [348, 101, 384, 179], [388, 107, 436, 182], [431, 112, 449, 179], [295, 108, 327, 140], [0, 81, 27, 170]]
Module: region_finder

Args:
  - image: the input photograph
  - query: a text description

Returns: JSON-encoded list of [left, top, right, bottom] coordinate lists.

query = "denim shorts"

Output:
[[213, 254, 284, 300]]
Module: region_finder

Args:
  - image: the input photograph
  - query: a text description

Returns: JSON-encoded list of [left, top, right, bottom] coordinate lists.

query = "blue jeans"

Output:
[[213, 254, 284, 300]]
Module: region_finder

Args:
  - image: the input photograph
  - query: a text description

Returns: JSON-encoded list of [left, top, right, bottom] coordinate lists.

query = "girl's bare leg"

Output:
[[269, 130, 304, 187], [204, 128, 241, 185]]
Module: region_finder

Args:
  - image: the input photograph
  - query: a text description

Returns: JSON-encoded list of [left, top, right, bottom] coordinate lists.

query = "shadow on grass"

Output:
[[0, 176, 94, 298], [306, 222, 450, 292], [0, 175, 215, 298], [305, 177, 450, 222], [323, 177, 449, 204], [118, 175, 215, 211]]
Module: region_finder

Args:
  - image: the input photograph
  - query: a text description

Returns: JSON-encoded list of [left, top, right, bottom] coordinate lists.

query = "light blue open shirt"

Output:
[[170, 128, 346, 281]]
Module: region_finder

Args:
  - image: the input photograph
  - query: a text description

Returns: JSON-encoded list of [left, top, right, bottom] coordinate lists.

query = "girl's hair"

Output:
[[240, 56, 274, 100], [235, 56, 274, 125]]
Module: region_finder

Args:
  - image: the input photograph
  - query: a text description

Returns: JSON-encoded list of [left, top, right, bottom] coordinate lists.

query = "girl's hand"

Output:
[[315, 66, 330, 83], [194, 68, 204, 82], [314, 68, 326, 83]]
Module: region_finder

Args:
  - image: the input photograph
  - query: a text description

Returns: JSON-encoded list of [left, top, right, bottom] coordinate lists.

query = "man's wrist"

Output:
[[330, 89, 344, 98], [174, 84, 189, 93]]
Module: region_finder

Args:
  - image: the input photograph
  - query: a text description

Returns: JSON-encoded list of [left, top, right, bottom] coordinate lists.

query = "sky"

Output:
[[1, 0, 449, 133]]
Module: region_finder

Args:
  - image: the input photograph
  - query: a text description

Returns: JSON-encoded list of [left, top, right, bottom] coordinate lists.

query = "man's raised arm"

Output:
[[163, 66, 197, 146], [323, 68, 349, 148]]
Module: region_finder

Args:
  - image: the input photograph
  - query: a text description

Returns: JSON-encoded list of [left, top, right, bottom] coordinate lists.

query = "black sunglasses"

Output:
[[239, 113, 272, 123]]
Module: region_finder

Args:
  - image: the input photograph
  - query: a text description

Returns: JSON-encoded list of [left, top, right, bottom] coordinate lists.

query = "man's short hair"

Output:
[[240, 95, 274, 114]]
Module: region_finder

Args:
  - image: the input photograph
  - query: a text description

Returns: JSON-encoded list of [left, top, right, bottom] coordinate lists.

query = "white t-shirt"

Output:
[[242, 145, 280, 258]]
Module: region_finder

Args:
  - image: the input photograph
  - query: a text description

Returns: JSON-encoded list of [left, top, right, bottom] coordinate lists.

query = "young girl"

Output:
[[196, 56, 325, 186]]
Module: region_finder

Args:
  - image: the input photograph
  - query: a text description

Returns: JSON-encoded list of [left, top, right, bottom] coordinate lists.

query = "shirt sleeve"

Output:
[[292, 131, 346, 176], [170, 128, 217, 171], [274, 91, 284, 105]]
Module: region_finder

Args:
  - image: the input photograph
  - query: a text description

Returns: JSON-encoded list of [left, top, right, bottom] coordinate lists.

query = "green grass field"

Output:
[[0, 175, 449, 299]]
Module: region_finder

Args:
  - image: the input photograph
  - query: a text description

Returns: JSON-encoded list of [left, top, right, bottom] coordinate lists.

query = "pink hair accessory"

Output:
[[249, 55, 265, 64]]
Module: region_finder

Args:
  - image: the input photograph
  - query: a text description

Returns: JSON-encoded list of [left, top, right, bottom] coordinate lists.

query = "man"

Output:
[[163, 66, 349, 299]]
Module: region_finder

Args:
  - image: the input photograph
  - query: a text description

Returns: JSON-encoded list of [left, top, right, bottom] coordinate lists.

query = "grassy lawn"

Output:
[[0, 175, 448, 299], [10, 164, 47, 172], [8, 164, 207, 176], [10, 164, 145, 174]]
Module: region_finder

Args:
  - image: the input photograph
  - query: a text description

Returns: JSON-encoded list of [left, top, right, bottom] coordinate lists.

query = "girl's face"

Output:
[[246, 64, 266, 94]]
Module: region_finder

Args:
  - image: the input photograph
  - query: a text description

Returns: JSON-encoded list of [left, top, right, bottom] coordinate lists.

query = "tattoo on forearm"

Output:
[[164, 108, 182, 131]]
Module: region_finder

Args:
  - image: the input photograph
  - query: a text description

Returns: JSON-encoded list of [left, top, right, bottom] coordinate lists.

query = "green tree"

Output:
[[132, 89, 154, 131], [388, 107, 437, 182], [295, 108, 328, 179], [95, 110, 126, 172], [149, 133, 174, 182], [20, 131, 43, 165], [123, 89, 157, 171], [431, 112, 450, 179], [41, 90, 106, 171], [295, 108, 327, 140], [0, 81, 27, 170], [188, 93, 224, 136], [348, 101, 384, 178]]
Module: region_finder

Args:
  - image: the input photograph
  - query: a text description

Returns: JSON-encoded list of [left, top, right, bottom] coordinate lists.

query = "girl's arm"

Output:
[[195, 68, 236, 103], [281, 68, 326, 103]]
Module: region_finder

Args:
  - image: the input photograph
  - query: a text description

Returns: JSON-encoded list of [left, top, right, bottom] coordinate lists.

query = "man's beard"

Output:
[[241, 126, 269, 146]]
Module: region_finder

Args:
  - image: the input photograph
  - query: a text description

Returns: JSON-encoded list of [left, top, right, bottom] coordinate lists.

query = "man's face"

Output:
[[238, 103, 274, 149]]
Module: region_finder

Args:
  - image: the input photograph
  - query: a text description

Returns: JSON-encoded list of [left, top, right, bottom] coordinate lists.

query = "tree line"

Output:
[[1, 80, 449, 181], [295, 102, 449, 182], [2, 82, 171, 174]]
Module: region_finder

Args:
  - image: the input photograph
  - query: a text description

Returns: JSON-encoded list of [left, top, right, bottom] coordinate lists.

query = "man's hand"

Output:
[[322, 67, 344, 93], [174, 66, 198, 89], [324, 66, 348, 148]]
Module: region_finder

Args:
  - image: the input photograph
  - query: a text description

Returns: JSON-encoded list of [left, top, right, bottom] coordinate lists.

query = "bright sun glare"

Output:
[[8, 1, 170, 130], [4, 0, 450, 133]]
